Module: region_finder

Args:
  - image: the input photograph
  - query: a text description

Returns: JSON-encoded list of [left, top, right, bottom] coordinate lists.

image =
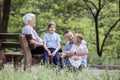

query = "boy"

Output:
[[43, 22, 61, 70]]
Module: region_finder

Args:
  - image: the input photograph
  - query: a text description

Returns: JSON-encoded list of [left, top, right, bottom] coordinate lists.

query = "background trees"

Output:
[[0, 0, 11, 32], [0, 0, 120, 65], [83, 0, 120, 57]]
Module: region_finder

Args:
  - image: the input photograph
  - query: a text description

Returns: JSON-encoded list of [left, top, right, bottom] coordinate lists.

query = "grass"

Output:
[[0, 65, 120, 80], [87, 53, 120, 66]]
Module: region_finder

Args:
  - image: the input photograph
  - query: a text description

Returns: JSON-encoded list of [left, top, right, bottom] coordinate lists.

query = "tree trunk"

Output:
[[94, 16, 101, 57], [0, 0, 11, 33]]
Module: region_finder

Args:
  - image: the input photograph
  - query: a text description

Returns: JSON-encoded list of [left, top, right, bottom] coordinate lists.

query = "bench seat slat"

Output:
[[5, 52, 23, 56], [32, 54, 43, 57], [1, 42, 21, 48]]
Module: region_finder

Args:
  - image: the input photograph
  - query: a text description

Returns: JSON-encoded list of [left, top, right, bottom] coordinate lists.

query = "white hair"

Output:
[[23, 13, 35, 24]]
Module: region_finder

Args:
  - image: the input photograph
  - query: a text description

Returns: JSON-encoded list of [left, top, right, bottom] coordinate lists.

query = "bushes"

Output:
[[88, 53, 120, 66]]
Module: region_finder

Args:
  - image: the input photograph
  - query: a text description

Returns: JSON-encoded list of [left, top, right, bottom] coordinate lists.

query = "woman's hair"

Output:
[[47, 22, 56, 29], [23, 13, 35, 24]]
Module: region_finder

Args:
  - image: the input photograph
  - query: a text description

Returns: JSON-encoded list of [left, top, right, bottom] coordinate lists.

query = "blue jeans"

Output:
[[43, 48, 61, 68]]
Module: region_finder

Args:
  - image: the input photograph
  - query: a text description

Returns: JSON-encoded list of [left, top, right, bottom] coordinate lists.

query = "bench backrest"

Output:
[[0, 33, 33, 49], [0, 33, 21, 48], [0, 33, 33, 69]]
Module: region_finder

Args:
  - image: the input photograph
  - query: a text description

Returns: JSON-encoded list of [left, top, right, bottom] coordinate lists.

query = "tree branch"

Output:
[[100, 18, 120, 56], [96, 0, 105, 17], [84, 1, 95, 17], [89, 1, 98, 11], [101, 0, 106, 9]]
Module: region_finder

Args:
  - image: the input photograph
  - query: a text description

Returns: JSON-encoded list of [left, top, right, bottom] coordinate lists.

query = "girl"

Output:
[[69, 34, 87, 68]]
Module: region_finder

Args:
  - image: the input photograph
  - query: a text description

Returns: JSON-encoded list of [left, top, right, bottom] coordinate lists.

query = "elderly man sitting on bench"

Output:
[[22, 13, 44, 55]]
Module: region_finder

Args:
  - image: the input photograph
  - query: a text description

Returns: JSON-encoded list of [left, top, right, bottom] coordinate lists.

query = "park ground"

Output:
[[0, 64, 120, 80]]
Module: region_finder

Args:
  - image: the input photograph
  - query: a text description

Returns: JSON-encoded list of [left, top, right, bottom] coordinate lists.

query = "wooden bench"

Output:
[[0, 33, 43, 70]]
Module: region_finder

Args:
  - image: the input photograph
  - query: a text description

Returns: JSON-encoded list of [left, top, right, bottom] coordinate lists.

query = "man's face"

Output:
[[64, 32, 74, 42], [28, 17, 36, 27]]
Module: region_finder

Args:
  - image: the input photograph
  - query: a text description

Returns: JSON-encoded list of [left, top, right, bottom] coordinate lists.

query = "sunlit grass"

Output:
[[0, 65, 120, 80]]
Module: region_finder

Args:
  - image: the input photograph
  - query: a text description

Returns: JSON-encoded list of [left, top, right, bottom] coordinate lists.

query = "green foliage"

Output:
[[88, 53, 120, 66], [7, 0, 120, 64]]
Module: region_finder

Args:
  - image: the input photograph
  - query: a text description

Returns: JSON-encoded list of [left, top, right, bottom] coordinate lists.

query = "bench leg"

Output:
[[14, 55, 23, 69], [32, 55, 43, 65], [0, 49, 5, 69], [24, 62, 32, 70], [24, 57, 32, 70]]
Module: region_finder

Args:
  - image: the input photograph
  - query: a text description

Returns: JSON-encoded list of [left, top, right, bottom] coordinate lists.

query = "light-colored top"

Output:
[[64, 40, 88, 67], [43, 32, 61, 49], [69, 44, 88, 68], [22, 25, 43, 43]]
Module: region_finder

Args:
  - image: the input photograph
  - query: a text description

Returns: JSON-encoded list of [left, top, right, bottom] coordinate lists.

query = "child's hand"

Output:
[[48, 51, 52, 57], [51, 51, 56, 57], [73, 56, 79, 61]]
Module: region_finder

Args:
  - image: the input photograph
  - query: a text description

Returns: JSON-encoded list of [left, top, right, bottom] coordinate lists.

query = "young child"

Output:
[[43, 22, 61, 70], [69, 34, 87, 68]]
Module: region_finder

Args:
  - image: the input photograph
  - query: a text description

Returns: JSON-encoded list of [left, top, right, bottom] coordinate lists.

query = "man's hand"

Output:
[[29, 39, 36, 48], [69, 51, 75, 57]]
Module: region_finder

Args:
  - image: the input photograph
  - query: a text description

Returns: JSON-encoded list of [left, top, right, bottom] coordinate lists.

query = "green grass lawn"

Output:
[[0, 65, 120, 80]]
